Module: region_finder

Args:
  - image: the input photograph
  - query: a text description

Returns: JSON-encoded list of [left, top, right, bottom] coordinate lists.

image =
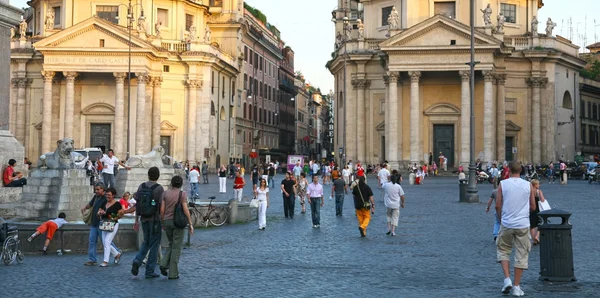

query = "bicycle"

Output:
[[188, 196, 228, 227], [1, 222, 24, 265]]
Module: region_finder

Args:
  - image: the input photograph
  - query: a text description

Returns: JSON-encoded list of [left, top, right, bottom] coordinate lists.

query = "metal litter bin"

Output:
[[538, 209, 576, 282], [458, 179, 468, 202]]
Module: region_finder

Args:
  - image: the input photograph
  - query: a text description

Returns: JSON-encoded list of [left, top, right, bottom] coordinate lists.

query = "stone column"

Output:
[[113, 72, 126, 158], [483, 70, 495, 164], [546, 79, 556, 162], [63, 71, 78, 139], [186, 80, 198, 162], [195, 86, 205, 163], [459, 70, 470, 166], [151, 76, 163, 148], [408, 71, 421, 164], [15, 78, 27, 143], [41, 70, 55, 154], [387, 73, 400, 169], [24, 79, 32, 154], [135, 73, 149, 154], [10, 78, 18, 135], [496, 74, 507, 162], [352, 78, 370, 162], [527, 77, 547, 164], [383, 75, 390, 163]]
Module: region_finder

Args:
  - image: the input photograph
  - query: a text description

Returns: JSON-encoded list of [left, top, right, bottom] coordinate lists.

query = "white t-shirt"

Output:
[[377, 168, 390, 185], [500, 178, 531, 229], [384, 183, 404, 209], [312, 163, 320, 173], [342, 169, 351, 177], [51, 218, 68, 229], [189, 169, 200, 183], [100, 155, 119, 175], [256, 187, 269, 201]]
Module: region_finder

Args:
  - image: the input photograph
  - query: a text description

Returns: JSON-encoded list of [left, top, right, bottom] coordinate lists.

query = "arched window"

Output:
[[243, 103, 247, 118], [253, 105, 257, 121], [259, 108, 262, 122], [220, 106, 225, 120], [562, 91, 573, 109], [211, 101, 216, 116]]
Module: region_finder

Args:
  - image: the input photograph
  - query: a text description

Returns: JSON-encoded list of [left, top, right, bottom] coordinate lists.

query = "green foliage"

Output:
[[244, 2, 267, 25], [580, 59, 600, 80]]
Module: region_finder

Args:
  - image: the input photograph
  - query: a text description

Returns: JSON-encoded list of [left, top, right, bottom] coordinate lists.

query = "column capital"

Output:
[[351, 78, 371, 89], [483, 70, 495, 82], [495, 73, 507, 85], [383, 75, 390, 86], [41, 70, 55, 81], [16, 78, 27, 88], [527, 76, 548, 87], [408, 71, 421, 82], [459, 70, 470, 81], [113, 72, 127, 83], [388, 71, 400, 83], [151, 76, 163, 87], [11, 78, 20, 88], [185, 79, 202, 89], [63, 71, 78, 82], [135, 72, 150, 83]]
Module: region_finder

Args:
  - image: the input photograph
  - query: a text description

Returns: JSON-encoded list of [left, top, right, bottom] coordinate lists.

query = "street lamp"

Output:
[[116, 0, 144, 159], [465, 0, 479, 202], [332, 11, 351, 168]]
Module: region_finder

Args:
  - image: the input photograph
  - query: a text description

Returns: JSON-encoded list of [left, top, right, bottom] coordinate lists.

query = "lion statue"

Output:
[[38, 138, 88, 169], [125, 146, 166, 168]]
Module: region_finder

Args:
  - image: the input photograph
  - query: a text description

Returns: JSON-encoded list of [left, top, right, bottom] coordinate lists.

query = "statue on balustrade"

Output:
[[496, 13, 505, 34], [19, 19, 27, 39], [531, 16, 539, 36], [387, 6, 400, 30], [480, 4, 492, 26], [545, 17, 556, 36], [137, 16, 146, 32], [204, 26, 212, 43], [45, 8, 55, 31], [189, 24, 197, 41], [357, 19, 364, 39], [155, 20, 162, 39]]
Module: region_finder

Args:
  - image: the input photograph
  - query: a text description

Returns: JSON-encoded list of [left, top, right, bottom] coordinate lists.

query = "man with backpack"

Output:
[[119, 167, 164, 278]]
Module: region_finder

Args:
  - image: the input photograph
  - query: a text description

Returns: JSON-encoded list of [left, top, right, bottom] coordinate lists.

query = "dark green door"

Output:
[[505, 137, 514, 162], [90, 123, 111, 153], [433, 125, 454, 167]]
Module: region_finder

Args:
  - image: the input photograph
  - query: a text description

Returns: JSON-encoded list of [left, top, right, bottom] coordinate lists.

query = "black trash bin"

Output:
[[458, 179, 468, 202], [538, 209, 576, 282]]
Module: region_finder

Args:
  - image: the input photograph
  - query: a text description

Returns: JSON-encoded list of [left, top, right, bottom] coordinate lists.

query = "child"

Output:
[[27, 212, 68, 254]]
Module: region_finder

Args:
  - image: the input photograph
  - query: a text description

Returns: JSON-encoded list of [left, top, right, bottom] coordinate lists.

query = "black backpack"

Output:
[[137, 183, 160, 217], [173, 191, 188, 228]]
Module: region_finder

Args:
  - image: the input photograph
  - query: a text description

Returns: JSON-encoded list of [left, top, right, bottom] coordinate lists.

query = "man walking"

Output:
[[293, 162, 303, 181], [80, 183, 107, 266], [201, 161, 209, 184], [384, 174, 404, 236], [377, 163, 390, 188], [495, 161, 536, 296], [119, 167, 165, 279], [267, 163, 275, 188], [99, 149, 129, 189], [490, 163, 500, 188], [306, 175, 324, 228], [188, 166, 199, 199], [280, 172, 296, 219], [331, 176, 347, 216]]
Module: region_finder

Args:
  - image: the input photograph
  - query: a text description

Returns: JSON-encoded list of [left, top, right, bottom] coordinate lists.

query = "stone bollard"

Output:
[[228, 198, 238, 225]]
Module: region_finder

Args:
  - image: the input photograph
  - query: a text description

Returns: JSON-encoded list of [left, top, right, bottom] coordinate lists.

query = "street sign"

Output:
[[512, 147, 518, 154], [266, 155, 271, 164]]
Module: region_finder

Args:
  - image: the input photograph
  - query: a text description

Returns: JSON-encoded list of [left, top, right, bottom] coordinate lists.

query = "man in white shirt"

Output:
[[377, 164, 391, 188], [384, 175, 404, 236], [188, 166, 200, 198], [99, 149, 129, 189], [293, 162, 303, 181], [495, 161, 536, 296], [306, 175, 324, 228], [311, 162, 320, 178]]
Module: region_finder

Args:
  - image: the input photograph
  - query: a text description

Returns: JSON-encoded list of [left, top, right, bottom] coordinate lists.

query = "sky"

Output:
[[9, 0, 598, 93]]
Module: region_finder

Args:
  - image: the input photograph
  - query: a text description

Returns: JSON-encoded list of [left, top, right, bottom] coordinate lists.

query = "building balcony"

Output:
[[503, 34, 579, 56]]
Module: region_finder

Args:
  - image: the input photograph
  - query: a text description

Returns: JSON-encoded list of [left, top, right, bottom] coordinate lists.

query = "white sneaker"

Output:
[[502, 278, 513, 294], [511, 285, 524, 296]]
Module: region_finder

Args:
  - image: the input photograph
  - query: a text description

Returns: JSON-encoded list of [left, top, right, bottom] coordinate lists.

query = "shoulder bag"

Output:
[[99, 219, 116, 231], [356, 185, 371, 210], [174, 191, 188, 228]]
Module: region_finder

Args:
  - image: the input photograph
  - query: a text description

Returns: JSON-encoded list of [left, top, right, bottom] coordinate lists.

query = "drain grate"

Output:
[[535, 283, 580, 293]]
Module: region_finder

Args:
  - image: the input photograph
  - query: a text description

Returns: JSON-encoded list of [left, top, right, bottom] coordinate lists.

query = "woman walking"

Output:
[[342, 165, 351, 185], [529, 179, 546, 245], [218, 165, 227, 193], [352, 176, 375, 237], [97, 187, 122, 267], [254, 179, 270, 230], [160, 175, 194, 279], [297, 172, 308, 214], [384, 175, 405, 236]]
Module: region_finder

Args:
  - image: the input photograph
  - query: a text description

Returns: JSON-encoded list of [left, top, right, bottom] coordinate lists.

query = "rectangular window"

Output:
[[96, 5, 119, 24], [254, 53, 258, 69], [222, 76, 226, 98], [163, 65, 170, 72], [244, 46, 248, 62], [99, 39, 105, 47], [249, 50, 253, 65], [582, 125, 587, 145], [588, 102, 592, 119], [380, 99, 385, 114], [581, 100, 586, 119], [500, 3, 517, 23], [211, 71, 214, 94], [185, 14, 194, 31], [157, 8, 169, 27], [434, 1, 456, 19], [259, 56, 263, 71], [381, 6, 393, 26], [53, 7, 61, 26]]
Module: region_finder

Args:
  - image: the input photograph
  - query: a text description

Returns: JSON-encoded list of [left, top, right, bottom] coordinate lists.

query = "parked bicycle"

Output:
[[188, 196, 228, 227], [1, 222, 24, 265]]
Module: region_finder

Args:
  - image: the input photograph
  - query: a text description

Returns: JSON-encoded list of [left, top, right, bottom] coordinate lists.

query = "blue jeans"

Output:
[[493, 211, 500, 237], [268, 176, 274, 188], [88, 226, 121, 262], [190, 183, 198, 197], [134, 220, 162, 276], [102, 173, 116, 188], [310, 197, 322, 225], [335, 194, 344, 216]]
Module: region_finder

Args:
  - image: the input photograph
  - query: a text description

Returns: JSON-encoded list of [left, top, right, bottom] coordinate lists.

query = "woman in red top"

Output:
[[233, 172, 245, 202]]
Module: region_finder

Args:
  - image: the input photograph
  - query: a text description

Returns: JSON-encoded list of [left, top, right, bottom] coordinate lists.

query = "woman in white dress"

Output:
[[342, 165, 351, 185], [254, 179, 269, 230]]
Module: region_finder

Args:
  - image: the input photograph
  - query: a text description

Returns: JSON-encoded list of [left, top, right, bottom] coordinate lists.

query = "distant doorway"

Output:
[[90, 123, 111, 153], [505, 137, 515, 162], [381, 136, 386, 162], [160, 136, 171, 157], [433, 124, 454, 167]]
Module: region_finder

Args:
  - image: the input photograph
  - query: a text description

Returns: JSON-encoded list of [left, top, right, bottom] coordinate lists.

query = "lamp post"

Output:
[[332, 11, 350, 168], [466, 0, 479, 202], [116, 0, 144, 159]]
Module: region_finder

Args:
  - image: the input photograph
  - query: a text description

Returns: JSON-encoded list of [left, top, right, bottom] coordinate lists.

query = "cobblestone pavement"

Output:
[[3, 175, 599, 297]]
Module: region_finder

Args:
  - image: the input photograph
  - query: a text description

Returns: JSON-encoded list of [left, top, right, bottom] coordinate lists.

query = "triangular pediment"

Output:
[[375, 121, 385, 131], [34, 17, 153, 51], [380, 14, 501, 49], [424, 103, 461, 116], [506, 120, 521, 131], [160, 120, 178, 131]]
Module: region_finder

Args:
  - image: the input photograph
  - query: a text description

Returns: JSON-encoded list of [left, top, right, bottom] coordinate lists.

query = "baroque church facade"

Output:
[[9, 0, 243, 167], [328, 0, 585, 169]]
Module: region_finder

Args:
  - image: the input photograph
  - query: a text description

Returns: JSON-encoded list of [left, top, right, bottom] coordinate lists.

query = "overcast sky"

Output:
[[10, 0, 598, 93]]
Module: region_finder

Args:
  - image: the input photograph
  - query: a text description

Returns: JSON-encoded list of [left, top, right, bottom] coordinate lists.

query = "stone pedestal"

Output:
[[116, 167, 175, 197], [0, 130, 25, 217], [18, 169, 93, 220]]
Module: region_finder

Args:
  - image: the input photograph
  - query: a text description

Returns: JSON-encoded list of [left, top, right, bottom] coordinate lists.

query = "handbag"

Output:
[[249, 198, 259, 208], [99, 220, 116, 232], [538, 199, 551, 212], [356, 185, 371, 210], [173, 191, 188, 228], [82, 209, 93, 225]]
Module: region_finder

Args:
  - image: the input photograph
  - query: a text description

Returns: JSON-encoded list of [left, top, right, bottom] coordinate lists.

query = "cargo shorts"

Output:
[[496, 225, 531, 269]]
